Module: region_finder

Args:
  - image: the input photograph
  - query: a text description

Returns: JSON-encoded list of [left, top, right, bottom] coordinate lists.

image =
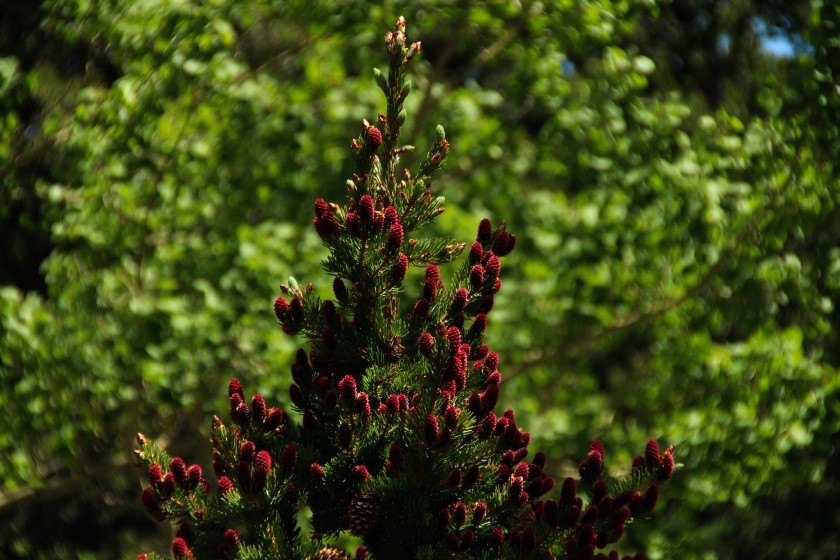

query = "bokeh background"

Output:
[[2, 1, 839, 558]]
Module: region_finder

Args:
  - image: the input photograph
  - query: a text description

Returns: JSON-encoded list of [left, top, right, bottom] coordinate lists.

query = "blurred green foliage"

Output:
[[1, 1, 838, 558]]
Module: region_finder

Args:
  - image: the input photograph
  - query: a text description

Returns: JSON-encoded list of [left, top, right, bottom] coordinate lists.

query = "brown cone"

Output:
[[348, 491, 377, 537], [314, 548, 349, 560]]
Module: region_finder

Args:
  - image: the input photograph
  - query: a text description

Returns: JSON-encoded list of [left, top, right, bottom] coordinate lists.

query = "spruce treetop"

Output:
[[135, 17, 674, 560]]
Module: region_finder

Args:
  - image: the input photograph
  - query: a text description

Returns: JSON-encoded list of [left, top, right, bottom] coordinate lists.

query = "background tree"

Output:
[[1, 1, 837, 558]]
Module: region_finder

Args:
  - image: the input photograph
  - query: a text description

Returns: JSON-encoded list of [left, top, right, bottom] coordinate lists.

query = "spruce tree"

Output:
[[134, 17, 675, 560]]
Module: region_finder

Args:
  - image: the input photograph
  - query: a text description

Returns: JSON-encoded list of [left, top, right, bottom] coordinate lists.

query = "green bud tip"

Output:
[[373, 68, 389, 93]]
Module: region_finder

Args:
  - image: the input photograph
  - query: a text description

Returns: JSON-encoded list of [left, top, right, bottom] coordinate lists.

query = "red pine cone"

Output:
[[492, 277, 502, 293], [338, 374, 357, 403], [172, 537, 191, 559], [255, 450, 272, 473], [477, 219, 493, 245], [387, 221, 404, 251], [484, 351, 499, 371], [280, 444, 296, 474], [251, 394, 267, 422], [522, 525, 536, 553], [310, 462, 325, 481], [358, 194, 375, 223], [645, 439, 660, 470], [321, 299, 338, 323], [345, 212, 360, 236], [468, 313, 488, 339], [265, 407, 285, 431], [423, 277, 437, 300], [148, 465, 163, 486], [450, 288, 468, 314], [314, 198, 330, 218], [391, 253, 409, 284], [411, 297, 429, 319], [490, 526, 505, 549], [446, 326, 462, 351], [467, 391, 483, 418], [437, 507, 451, 528], [418, 332, 435, 356], [333, 277, 349, 303], [141, 485, 158, 513], [372, 210, 384, 233], [187, 464, 202, 489], [492, 231, 516, 256], [425, 263, 441, 284], [462, 464, 480, 489], [224, 528, 239, 547], [218, 476, 234, 495], [289, 384, 304, 408], [472, 501, 487, 523], [593, 479, 608, 502], [444, 404, 460, 429], [228, 379, 244, 398], [367, 126, 383, 149], [352, 465, 370, 483], [273, 297, 288, 322], [468, 241, 483, 265], [314, 211, 340, 240], [469, 264, 485, 290], [478, 294, 494, 313], [239, 441, 256, 462], [485, 254, 501, 278], [560, 477, 577, 506], [482, 383, 499, 412], [290, 296, 304, 322], [160, 472, 176, 496], [642, 484, 659, 514], [659, 450, 675, 481], [170, 457, 188, 485], [383, 205, 398, 229], [453, 501, 467, 526], [446, 467, 462, 487], [424, 414, 439, 445], [232, 399, 251, 425], [354, 392, 371, 417]]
